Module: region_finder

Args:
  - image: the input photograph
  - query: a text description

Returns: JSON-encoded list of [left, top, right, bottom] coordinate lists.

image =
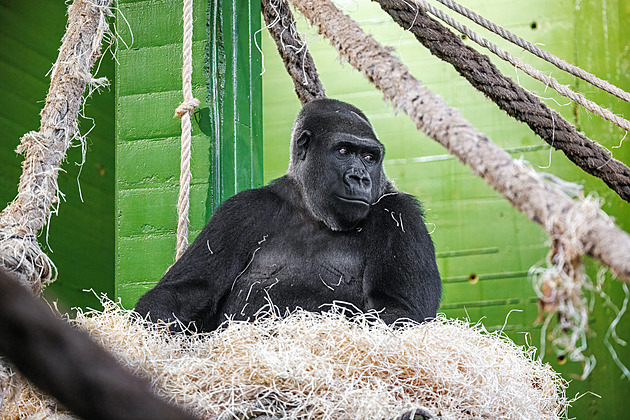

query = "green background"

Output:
[[1, 0, 629, 417]]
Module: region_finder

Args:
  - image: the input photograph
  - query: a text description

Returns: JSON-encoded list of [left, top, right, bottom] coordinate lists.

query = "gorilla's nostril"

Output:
[[345, 169, 370, 188]]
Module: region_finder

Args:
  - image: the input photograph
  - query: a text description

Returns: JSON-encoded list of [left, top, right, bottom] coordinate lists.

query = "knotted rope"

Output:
[[261, 0, 326, 104], [174, 0, 200, 261], [287, 0, 630, 283], [0, 0, 113, 295], [375, 0, 630, 204]]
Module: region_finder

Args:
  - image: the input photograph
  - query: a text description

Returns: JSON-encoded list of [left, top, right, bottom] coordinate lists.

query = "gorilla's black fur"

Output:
[[136, 99, 441, 331]]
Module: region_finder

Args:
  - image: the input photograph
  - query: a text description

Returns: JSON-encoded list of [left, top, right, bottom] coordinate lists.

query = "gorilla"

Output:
[[136, 99, 441, 331]]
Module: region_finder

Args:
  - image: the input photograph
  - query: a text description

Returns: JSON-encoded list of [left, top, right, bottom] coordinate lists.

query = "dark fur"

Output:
[[136, 99, 441, 331], [0, 270, 198, 420]]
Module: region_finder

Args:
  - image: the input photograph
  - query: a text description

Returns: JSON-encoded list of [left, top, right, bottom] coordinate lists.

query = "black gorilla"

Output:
[[136, 99, 441, 331]]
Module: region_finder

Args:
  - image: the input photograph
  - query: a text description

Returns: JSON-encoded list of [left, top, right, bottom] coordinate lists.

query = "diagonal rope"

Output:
[[261, 0, 326, 104], [414, 0, 630, 133], [0, 0, 113, 294], [375, 0, 630, 204], [174, 0, 200, 261], [432, 0, 630, 104], [287, 0, 630, 282]]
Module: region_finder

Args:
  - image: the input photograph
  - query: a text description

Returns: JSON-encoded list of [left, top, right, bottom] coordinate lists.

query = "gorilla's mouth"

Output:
[[336, 195, 370, 206]]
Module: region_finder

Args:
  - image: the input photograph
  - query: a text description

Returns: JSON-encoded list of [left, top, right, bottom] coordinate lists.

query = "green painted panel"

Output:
[[115, 0, 262, 304], [116, 135, 213, 190], [117, 42, 207, 96], [261, 0, 629, 417], [117, 88, 206, 141], [116, 0, 208, 49], [0, 0, 115, 311], [208, 0, 263, 208], [118, 185, 211, 237]]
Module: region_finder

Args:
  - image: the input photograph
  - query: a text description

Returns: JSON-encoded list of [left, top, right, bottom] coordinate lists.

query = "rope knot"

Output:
[[174, 98, 200, 119]]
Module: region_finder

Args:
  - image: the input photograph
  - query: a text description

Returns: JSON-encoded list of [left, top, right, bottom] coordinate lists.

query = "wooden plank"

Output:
[[116, 135, 213, 190], [208, 0, 263, 208], [118, 184, 211, 237], [117, 42, 207, 96]]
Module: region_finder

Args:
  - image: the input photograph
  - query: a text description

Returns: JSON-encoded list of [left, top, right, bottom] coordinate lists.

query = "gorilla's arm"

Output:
[[363, 193, 441, 324], [135, 188, 279, 330]]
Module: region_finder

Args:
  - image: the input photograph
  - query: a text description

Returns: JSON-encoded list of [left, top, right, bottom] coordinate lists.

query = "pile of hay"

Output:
[[0, 363, 71, 420], [1, 301, 568, 419]]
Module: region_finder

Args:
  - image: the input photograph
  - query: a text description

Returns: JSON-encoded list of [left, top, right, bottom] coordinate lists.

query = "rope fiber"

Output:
[[261, 0, 326, 104], [414, 0, 630, 133], [0, 0, 113, 294]]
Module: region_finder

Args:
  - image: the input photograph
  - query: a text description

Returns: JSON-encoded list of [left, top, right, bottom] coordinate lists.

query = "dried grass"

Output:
[[0, 363, 73, 420], [1, 300, 568, 419]]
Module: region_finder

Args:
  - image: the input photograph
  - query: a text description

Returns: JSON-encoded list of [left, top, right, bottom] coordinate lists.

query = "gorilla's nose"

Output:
[[343, 168, 371, 190]]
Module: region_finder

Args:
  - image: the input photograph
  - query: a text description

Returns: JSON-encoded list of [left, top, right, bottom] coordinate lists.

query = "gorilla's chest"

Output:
[[223, 229, 366, 320]]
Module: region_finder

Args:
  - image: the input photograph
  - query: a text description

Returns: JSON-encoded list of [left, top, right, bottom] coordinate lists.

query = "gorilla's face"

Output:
[[307, 132, 383, 230], [289, 99, 386, 231]]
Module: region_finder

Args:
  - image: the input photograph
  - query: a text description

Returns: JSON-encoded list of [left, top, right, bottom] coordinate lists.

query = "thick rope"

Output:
[[287, 0, 630, 283], [0, 0, 113, 295], [433, 0, 630, 104], [174, 0, 200, 261], [415, 0, 630, 133], [261, 0, 326, 104], [375, 0, 630, 204]]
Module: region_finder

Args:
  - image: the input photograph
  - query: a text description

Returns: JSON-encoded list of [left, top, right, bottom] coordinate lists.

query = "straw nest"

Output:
[[1, 300, 568, 419]]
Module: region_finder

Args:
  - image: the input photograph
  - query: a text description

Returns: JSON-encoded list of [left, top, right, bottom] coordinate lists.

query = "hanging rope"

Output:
[[0, 0, 113, 295], [174, 0, 200, 261], [432, 0, 630, 104], [414, 0, 630, 133], [287, 0, 630, 283], [374, 0, 630, 204], [261, 0, 326, 104]]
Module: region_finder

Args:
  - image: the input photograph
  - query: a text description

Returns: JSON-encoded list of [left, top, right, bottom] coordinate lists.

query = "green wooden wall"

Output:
[[0, 0, 115, 311], [261, 0, 629, 417], [114, 0, 262, 307]]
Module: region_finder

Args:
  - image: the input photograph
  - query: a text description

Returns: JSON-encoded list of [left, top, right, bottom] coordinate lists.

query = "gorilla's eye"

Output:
[[338, 147, 349, 155], [364, 154, 375, 162]]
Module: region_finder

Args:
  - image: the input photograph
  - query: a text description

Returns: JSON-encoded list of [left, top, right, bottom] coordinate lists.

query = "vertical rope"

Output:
[[174, 0, 200, 261]]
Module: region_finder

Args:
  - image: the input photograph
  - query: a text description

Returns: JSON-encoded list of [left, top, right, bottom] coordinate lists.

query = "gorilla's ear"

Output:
[[296, 130, 311, 161]]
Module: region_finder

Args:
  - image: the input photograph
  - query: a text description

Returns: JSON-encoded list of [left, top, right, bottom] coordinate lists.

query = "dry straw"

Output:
[[1, 301, 568, 419]]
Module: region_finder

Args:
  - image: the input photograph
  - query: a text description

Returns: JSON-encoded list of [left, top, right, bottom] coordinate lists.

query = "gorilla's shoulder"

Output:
[[217, 176, 296, 213], [372, 190, 425, 217]]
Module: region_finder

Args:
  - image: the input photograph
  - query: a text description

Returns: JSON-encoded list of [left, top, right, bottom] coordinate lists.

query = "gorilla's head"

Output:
[[288, 99, 389, 231]]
